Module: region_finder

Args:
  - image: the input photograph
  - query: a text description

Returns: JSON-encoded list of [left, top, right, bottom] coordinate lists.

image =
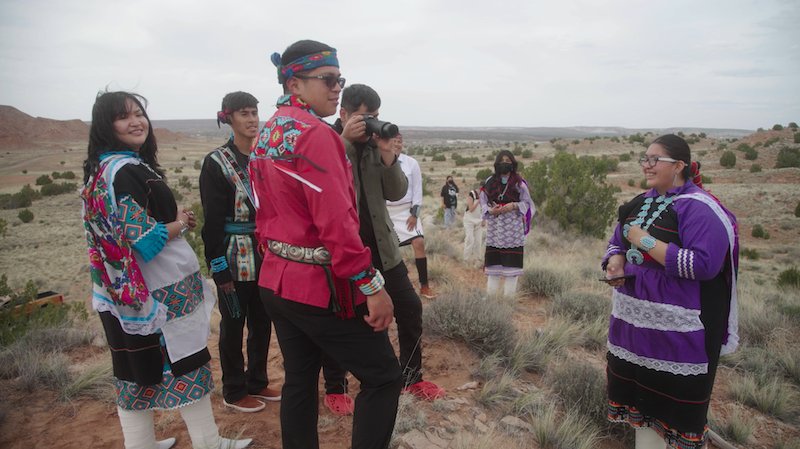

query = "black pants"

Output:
[[323, 262, 424, 394], [218, 280, 272, 403], [260, 287, 403, 449]]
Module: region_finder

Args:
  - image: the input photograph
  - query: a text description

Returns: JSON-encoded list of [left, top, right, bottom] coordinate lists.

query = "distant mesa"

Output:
[[0, 105, 186, 149]]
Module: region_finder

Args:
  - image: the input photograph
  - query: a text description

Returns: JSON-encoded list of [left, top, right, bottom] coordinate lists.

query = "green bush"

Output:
[[794, 132, 800, 144], [18, 209, 34, 223], [720, 151, 737, 168], [521, 267, 571, 298], [640, 178, 648, 189], [431, 154, 446, 162], [700, 174, 713, 184], [736, 143, 752, 152], [627, 179, 635, 187], [744, 148, 759, 160], [790, 122, 798, 130], [476, 168, 492, 182], [522, 149, 533, 158], [750, 164, 762, 173], [454, 156, 480, 166], [35, 175, 52, 186], [0, 218, 6, 238], [522, 153, 618, 238], [775, 147, 800, 168], [778, 267, 800, 289], [618, 153, 631, 162], [699, 132, 707, 138], [764, 137, 780, 147], [718, 143, 728, 150], [571, 140, 580, 145], [40, 183, 77, 196], [740, 248, 760, 260], [751, 224, 769, 239], [773, 124, 784, 131], [512, 148, 522, 156], [550, 361, 608, 427], [0, 185, 41, 210], [60, 171, 75, 179], [194, 160, 201, 170], [549, 292, 611, 323]]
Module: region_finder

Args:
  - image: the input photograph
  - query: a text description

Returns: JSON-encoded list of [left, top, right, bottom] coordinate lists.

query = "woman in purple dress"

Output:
[[480, 150, 535, 297], [602, 134, 739, 449]]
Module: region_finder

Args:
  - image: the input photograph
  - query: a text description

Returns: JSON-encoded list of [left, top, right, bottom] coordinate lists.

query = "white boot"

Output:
[[179, 396, 220, 449], [157, 438, 176, 449], [117, 408, 157, 449], [486, 275, 501, 297], [219, 437, 253, 449], [503, 276, 518, 297], [635, 427, 667, 449]]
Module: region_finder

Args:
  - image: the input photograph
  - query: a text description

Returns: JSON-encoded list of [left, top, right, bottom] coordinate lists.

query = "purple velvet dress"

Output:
[[602, 181, 739, 448]]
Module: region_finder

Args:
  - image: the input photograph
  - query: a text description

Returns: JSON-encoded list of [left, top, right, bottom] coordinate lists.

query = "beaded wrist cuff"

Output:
[[210, 256, 229, 273], [352, 266, 385, 296]]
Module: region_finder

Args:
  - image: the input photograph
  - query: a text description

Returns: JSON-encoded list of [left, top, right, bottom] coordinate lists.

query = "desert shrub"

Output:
[[0, 185, 41, 210], [40, 182, 77, 196], [178, 175, 192, 189], [729, 373, 799, 421], [720, 151, 737, 168], [455, 156, 480, 166], [751, 224, 766, 238], [795, 201, 800, 218], [529, 404, 600, 449], [627, 179, 635, 187], [508, 321, 581, 375], [740, 248, 760, 260], [521, 267, 571, 298], [549, 291, 611, 323], [790, 122, 798, 130], [522, 149, 533, 158], [522, 153, 617, 238], [773, 124, 784, 131], [736, 143, 752, 152], [194, 160, 201, 170], [777, 267, 800, 289], [550, 360, 607, 427], [512, 148, 522, 156], [744, 148, 759, 160], [0, 218, 6, 238], [173, 167, 182, 173], [60, 171, 75, 179], [717, 143, 728, 150], [21, 170, 27, 174], [553, 143, 568, 152], [708, 407, 756, 446], [700, 174, 712, 185], [610, 136, 620, 143], [776, 147, 800, 169], [35, 175, 52, 186], [640, 178, 648, 189], [618, 153, 631, 162], [17, 209, 33, 223], [423, 290, 516, 356], [431, 154, 446, 162], [765, 137, 780, 147], [750, 164, 762, 173], [475, 372, 518, 409], [795, 132, 800, 144], [170, 187, 184, 202]]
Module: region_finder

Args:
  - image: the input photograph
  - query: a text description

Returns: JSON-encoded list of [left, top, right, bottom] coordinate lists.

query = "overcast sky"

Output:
[[0, 0, 798, 130]]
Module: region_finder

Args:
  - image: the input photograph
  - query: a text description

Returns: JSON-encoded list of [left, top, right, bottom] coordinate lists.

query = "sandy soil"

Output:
[[1, 133, 799, 448]]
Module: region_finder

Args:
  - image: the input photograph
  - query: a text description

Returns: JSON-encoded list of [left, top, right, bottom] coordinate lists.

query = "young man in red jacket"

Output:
[[249, 40, 402, 449]]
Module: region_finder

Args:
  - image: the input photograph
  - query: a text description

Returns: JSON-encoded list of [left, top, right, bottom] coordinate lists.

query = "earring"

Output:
[[673, 171, 678, 187]]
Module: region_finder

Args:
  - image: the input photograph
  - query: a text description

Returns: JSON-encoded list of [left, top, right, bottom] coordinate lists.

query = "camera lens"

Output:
[[362, 114, 399, 138]]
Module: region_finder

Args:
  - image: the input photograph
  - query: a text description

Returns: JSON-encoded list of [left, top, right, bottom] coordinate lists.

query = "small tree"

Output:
[[627, 179, 635, 187], [476, 168, 492, 181], [744, 148, 759, 160], [751, 224, 766, 238], [773, 124, 784, 131], [750, 164, 762, 173], [18, 208, 34, 223], [699, 132, 707, 138], [720, 151, 737, 168], [775, 147, 800, 169], [789, 122, 798, 130], [35, 175, 52, 186], [794, 132, 800, 144], [522, 149, 533, 158]]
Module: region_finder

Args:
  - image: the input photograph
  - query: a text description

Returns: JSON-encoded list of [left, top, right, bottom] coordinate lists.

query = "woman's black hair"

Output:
[[489, 150, 522, 196], [279, 40, 335, 91], [83, 91, 161, 183], [651, 134, 692, 180]]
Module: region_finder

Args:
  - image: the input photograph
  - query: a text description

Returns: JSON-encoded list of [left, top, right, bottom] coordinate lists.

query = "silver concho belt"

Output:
[[266, 239, 333, 265]]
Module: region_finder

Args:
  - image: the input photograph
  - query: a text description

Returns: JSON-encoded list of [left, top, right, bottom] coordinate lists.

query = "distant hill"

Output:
[[150, 119, 754, 143], [0, 105, 90, 148]]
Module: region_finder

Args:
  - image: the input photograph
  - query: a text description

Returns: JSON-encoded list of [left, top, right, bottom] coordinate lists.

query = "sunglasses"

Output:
[[638, 156, 678, 168], [294, 74, 346, 89]]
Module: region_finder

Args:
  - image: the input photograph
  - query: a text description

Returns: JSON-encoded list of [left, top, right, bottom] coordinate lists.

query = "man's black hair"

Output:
[[221, 91, 258, 114], [279, 39, 335, 90], [341, 84, 381, 114]]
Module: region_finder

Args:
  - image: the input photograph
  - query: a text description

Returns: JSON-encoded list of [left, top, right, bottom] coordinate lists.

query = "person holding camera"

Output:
[[251, 41, 402, 449], [199, 91, 281, 413], [441, 176, 459, 230], [386, 134, 437, 299], [322, 84, 445, 415]]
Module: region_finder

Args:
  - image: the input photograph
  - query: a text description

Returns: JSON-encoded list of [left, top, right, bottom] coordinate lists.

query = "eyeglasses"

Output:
[[294, 75, 346, 89], [638, 156, 678, 167]]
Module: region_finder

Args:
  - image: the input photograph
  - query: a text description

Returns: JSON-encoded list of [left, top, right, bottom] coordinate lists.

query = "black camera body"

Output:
[[362, 114, 399, 138]]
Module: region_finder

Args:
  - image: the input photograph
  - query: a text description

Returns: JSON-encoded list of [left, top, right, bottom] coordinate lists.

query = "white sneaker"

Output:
[[219, 437, 253, 449], [157, 438, 176, 449]]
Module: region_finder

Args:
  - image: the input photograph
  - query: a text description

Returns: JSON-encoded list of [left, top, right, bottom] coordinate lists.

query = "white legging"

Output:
[[486, 275, 518, 297], [635, 427, 667, 449], [118, 395, 220, 449]]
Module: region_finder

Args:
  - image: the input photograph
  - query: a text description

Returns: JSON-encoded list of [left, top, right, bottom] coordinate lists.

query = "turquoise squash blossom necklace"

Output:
[[622, 195, 674, 264]]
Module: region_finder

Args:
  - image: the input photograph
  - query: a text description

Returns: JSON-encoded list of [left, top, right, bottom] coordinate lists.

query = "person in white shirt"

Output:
[[386, 134, 436, 298]]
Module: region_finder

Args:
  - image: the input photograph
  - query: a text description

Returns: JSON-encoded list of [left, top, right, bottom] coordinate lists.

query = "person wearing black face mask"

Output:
[[479, 150, 535, 297], [440, 176, 459, 230]]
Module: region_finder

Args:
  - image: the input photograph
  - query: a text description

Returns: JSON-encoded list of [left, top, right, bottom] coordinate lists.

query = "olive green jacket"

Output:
[[344, 139, 409, 272]]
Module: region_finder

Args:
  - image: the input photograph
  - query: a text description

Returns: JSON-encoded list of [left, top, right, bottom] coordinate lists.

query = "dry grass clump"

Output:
[[451, 428, 526, 449], [475, 371, 519, 409], [421, 228, 461, 260], [548, 360, 607, 428], [520, 267, 571, 298], [389, 393, 428, 446], [423, 289, 516, 356], [729, 372, 799, 421], [708, 406, 756, 446], [773, 438, 800, 449], [426, 254, 458, 291], [528, 403, 600, 449], [507, 320, 582, 375], [59, 359, 114, 403], [548, 291, 611, 323]]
